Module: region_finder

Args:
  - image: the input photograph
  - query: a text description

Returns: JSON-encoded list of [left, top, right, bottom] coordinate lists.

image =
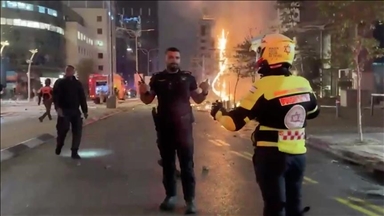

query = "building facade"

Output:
[[64, 21, 96, 67], [63, 1, 117, 75], [116, 1, 159, 80], [190, 16, 218, 83], [1, 1, 66, 75]]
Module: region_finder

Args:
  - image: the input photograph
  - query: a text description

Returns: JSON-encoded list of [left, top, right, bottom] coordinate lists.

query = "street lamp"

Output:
[[1, 40, 10, 56], [26, 49, 38, 101], [116, 27, 154, 74], [140, 48, 158, 75]]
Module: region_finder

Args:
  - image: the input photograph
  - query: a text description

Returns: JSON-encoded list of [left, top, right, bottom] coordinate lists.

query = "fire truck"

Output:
[[88, 74, 126, 104]]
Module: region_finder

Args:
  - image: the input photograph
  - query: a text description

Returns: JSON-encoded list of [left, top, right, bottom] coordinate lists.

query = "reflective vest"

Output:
[[40, 86, 52, 100]]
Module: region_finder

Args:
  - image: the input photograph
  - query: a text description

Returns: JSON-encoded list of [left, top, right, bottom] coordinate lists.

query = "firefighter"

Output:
[[38, 78, 53, 122], [139, 47, 209, 214], [210, 33, 319, 216]]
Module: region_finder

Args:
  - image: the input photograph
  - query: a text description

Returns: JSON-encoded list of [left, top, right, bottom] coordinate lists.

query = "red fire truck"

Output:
[[88, 74, 126, 104]]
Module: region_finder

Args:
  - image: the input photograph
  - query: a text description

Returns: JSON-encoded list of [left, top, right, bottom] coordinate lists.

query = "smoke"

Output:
[[158, 1, 277, 70]]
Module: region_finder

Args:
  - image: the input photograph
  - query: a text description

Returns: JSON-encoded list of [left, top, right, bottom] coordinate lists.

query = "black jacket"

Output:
[[53, 76, 88, 114]]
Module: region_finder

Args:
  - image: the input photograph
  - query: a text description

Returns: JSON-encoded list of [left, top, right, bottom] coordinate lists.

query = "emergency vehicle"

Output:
[[88, 74, 126, 104]]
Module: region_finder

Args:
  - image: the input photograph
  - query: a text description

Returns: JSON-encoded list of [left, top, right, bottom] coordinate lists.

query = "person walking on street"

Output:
[[139, 47, 209, 214], [53, 65, 88, 159], [38, 78, 53, 122]]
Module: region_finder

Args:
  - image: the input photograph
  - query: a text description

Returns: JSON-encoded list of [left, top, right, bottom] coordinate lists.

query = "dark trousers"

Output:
[[39, 100, 52, 120], [157, 117, 195, 202], [253, 147, 306, 216], [56, 113, 83, 150]]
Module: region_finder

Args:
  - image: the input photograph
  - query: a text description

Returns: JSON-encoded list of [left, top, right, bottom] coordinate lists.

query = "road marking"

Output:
[[243, 151, 253, 158], [215, 139, 230, 146], [208, 139, 223, 147], [303, 177, 318, 184], [334, 197, 380, 216], [347, 197, 384, 214], [231, 151, 318, 185], [230, 151, 252, 160]]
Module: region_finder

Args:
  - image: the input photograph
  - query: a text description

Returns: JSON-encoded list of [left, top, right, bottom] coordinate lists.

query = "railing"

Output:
[[370, 93, 384, 116]]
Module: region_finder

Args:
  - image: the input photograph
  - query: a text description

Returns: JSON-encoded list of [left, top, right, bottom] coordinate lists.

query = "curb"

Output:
[[306, 137, 384, 173], [0, 110, 122, 163]]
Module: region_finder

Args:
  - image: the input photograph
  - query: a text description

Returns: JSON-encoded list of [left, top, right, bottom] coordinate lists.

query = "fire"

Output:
[[212, 29, 229, 101]]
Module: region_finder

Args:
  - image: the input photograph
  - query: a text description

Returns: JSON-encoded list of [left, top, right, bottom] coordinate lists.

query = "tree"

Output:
[[318, 1, 384, 142], [76, 58, 95, 94], [232, 35, 257, 79]]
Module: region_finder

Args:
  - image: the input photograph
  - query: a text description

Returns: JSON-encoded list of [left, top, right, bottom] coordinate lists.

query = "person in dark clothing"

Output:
[[152, 107, 181, 178], [38, 78, 53, 122], [53, 65, 88, 159], [139, 47, 209, 214]]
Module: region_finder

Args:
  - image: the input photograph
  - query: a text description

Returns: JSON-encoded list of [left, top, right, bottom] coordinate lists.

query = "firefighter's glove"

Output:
[[210, 100, 223, 120]]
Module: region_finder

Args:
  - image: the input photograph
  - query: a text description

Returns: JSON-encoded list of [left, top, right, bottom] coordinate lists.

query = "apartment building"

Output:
[[63, 1, 116, 75], [191, 15, 217, 83], [65, 22, 96, 67]]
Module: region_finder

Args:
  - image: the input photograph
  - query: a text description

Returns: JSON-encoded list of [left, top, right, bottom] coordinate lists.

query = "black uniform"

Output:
[[149, 70, 196, 203], [53, 76, 88, 155]]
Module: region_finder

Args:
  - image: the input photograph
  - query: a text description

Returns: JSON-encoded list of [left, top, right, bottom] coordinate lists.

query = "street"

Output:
[[1, 106, 384, 215]]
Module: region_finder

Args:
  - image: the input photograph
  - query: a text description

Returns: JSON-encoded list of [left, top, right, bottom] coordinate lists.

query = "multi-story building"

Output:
[[64, 21, 96, 67], [63, 1, 117, 75], [116, 1, 159, 80], [1, 1, 66, 76], [190, 15, 217, 83]]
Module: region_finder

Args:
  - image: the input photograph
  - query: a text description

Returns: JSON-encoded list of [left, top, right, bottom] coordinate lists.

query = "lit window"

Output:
[[17, 2, 33, 11], [148, 8, 151, 16], [96, 40, 103, 46], [80, 33, 83, 40], [77, 31, 81, 39], [47, 8, 57, 17], [13, 19, 21, 26], [1, 1, 5, 8], [38, 6, 45, 13], [27, 20, 39, 28], [0, 18, 5, 25], [6, 1, 17, 8]]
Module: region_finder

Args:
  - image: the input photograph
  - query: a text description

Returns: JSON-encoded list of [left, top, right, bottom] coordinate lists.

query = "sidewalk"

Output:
[[0, 99, 142, 150], [307, 133, 384, 172]]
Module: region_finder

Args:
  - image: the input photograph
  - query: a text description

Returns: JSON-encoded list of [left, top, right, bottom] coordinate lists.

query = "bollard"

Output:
[[335, 99, 340, 118]]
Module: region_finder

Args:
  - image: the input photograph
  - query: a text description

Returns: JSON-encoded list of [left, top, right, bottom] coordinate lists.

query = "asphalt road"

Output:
[[1, 105, 384, 215]]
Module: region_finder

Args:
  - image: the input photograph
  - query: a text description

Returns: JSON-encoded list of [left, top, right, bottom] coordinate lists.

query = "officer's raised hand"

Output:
[[199, 79, 210, 94], [210, 100, 223, 120], [138, 81, 150, 95]]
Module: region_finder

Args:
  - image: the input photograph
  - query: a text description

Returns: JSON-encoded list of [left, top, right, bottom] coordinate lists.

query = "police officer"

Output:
[[38, 78, 53, 122], [139, 47, 209, 214], [153, 107, 181, 178], [53, 65, 88, 159], [210, 33, 319, 216]]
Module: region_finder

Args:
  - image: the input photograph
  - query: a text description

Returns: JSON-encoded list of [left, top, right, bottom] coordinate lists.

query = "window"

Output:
[[98, 65, 104, 71], [148, 8, 151, 16], [47, 8, 57, 17], [130, 8, 133, 16], [6, 1, 17, 8], [139, 8, 142, 16], [38, 6, 45, 13], [17, 2, 33, 11], [96, 40, 103, 46], [97, 28, 103, 34], [77, 31, 81, 40], [97, 16, 102, 22], [98, 53, 103, 59], [200, 25, 206, 36], [1, 1, 5, 8], [1, 18, 64, 35]]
